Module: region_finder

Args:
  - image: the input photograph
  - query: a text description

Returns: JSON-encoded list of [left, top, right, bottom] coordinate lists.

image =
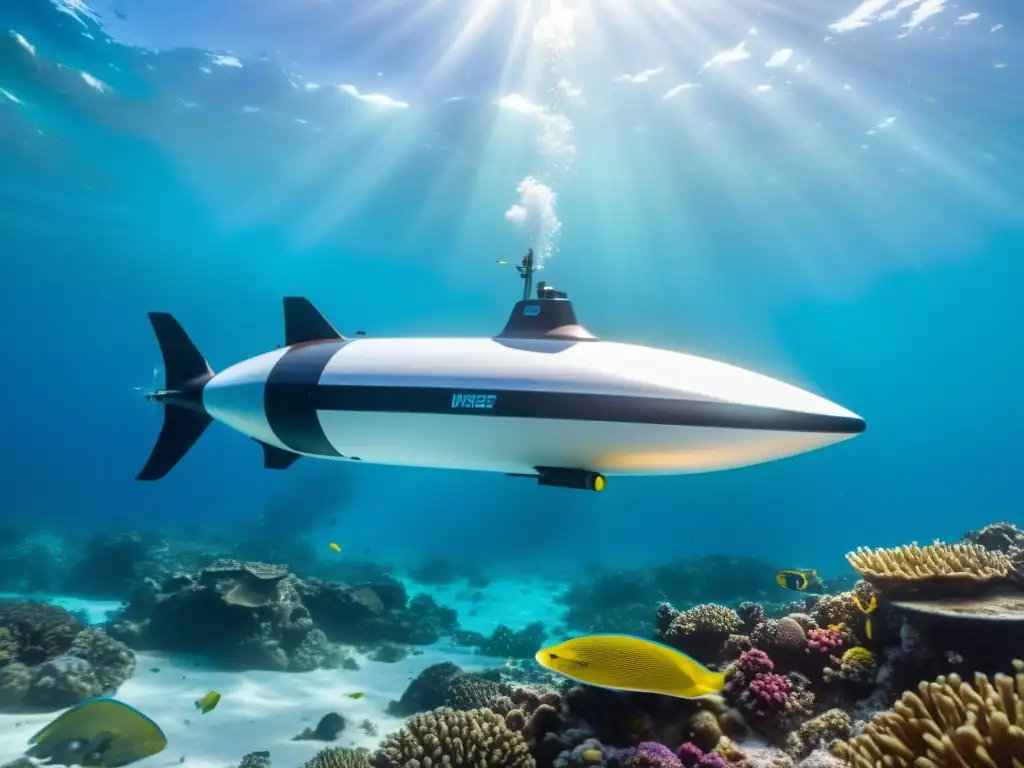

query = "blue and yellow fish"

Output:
[[775, 568, 819, 592], [26, 697, 167, 767]]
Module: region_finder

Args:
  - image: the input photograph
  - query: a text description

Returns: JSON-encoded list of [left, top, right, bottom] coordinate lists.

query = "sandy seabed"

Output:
[[0, 579, 567, 768]]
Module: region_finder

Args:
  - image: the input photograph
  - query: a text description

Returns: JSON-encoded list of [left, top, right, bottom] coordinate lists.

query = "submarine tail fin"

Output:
[[136, 312, 215, 481], [283, 297, 344, 346], [137, 408, 213, 481], [148, 312, 214, 391]]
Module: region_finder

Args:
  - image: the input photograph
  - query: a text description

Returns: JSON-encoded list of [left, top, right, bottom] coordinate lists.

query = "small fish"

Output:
[[775, 569, 818, 592], [347, 692, 365, 700], [852, 594, 878, 641], [194, 691, 221, 714], [27, 697, 167, 767], [535, 634, 725, 699], [329, 542, 341, 553]]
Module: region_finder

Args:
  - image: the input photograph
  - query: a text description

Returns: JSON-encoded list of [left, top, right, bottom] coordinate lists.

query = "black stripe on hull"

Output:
[[263, 344, 865, 459], [265, 342, 346, 455], [310, 386, 865, 434]]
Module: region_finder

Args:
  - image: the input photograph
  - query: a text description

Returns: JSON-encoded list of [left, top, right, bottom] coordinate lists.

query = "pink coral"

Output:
[[805, 628, 843, 654], [748, 672, 792, 708], [736, 648, 774, 675]]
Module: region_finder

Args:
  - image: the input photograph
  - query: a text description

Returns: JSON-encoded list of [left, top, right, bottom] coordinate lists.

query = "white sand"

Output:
[[0, 646, 507, 768], [0, 581, 570, 768]]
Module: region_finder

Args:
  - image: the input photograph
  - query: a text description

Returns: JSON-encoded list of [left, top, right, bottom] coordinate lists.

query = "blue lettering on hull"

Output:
[[451, 393, 498, 410]]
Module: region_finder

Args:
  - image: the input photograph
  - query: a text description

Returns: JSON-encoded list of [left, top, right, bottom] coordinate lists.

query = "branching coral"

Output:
[[832, 659, 1024, 768], [372, 707, 535, 768], [846, 541, 1011, 597]]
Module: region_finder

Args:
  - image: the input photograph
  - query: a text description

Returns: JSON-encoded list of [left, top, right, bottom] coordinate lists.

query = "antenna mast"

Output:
[[515, 248, 535, 301]]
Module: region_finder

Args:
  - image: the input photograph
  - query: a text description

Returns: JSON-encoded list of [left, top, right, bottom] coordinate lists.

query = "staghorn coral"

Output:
[[846, 541, 1011, 598], [832, 659, 1024, 768], [372, 707, 535, 768], [657, 604, 742, 661], [784, 710, 852, 760], [304, 747, 373, 768]]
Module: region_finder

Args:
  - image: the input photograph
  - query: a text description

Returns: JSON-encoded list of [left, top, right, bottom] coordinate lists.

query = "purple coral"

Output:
[[676, 743, 704, 768], [698, 754, 727, 768], [806, 628, 843, 654], [748, 672, 792, 708], [620, 742, 682, 768]]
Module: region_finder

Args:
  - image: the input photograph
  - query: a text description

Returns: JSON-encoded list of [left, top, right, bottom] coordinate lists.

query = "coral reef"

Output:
[[0, 600, 134, 712], [846, 541, 1012, 598], [303, 748, 373, 768], [833, 659, 1024, 767], [372, 707, 535, 768], [656, 603, 742, 662], [106, 559, 457, 670]]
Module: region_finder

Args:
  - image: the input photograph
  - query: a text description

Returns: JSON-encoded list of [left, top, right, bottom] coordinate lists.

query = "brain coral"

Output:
[[833, 659, 1024, 768], [372, 707, 535, 768], [846, 541, 1011, 598]]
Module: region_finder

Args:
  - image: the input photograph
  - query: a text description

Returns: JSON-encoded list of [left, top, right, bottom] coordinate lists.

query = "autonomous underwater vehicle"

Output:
[[136, 250, 865, 491]]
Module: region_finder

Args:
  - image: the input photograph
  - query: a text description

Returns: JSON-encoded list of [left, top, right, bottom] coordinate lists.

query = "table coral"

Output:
[[846, 541, 1011, 598]]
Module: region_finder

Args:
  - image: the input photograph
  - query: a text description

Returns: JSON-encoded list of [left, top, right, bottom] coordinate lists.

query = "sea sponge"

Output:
[[372, 707, 535, 768], [832, 659, 1024, 768], [687, 710, 723, 752], [305, 747, 372, 768], [846, 541, 1011, 597]]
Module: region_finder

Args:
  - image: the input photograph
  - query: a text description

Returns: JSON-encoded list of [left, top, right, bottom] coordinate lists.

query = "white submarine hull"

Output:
[[137, 294, 865, 490]]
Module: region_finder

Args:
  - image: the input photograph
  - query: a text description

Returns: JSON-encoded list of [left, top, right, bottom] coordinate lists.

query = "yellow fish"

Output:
[[535, 634, 725, 699], [195, 690, 221, 714], [348, 692, 365, 700], [329, 542, 341, 553], [27, 697, 167, 768]]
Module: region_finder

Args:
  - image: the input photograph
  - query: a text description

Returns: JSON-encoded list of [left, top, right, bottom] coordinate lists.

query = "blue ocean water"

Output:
[[2, 0, 1023, 582]]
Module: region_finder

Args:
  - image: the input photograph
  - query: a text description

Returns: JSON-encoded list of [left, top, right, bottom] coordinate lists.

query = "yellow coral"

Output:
[[846, 541, 1011, 598], [832, 659, 1024, 768], [841, 647, 875, 667]]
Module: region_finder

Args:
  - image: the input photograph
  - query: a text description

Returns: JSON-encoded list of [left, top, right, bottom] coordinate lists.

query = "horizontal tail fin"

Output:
[[136, 313, 215, 481]]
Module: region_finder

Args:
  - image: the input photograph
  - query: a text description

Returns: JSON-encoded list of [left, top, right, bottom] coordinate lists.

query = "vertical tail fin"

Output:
[[136, 313, 215, 481]]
